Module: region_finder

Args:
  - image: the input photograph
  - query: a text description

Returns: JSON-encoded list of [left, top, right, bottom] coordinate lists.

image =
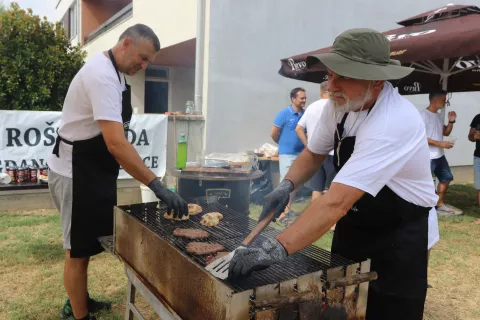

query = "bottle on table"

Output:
[[185, 101, 194, 115], [176, 132, 187, 170]]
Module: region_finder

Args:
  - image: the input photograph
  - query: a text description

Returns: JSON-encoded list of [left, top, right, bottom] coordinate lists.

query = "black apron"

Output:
[[332, 110, 429, 319], [53, 50, 133, 258]]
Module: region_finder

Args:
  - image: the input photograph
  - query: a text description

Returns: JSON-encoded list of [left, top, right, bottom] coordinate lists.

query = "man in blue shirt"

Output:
[[270, 87, 306, 224]]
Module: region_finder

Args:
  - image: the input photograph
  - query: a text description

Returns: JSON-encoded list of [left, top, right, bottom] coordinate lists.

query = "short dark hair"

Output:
[[119, 24, 161, 51], [290, 87, 306, 100], [429, 90, 447, 102], [320, 81, 328, 95]]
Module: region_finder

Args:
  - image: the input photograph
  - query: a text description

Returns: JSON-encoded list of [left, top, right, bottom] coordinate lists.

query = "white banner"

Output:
[[0, 110, 167, 179]]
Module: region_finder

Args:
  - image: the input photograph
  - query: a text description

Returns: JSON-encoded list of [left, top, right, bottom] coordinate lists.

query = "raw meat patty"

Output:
[[186, 242, 225, 255], [173, 228, 209, 239]]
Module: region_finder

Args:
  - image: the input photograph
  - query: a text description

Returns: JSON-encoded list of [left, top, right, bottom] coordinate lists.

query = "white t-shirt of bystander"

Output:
[[48, 53, 126, 178], [419, 109, 444, 160], [298, 99, 334, 156], [307, 81, 438, 208]]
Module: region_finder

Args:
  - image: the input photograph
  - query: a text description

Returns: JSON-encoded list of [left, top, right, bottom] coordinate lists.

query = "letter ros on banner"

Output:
[[0, 111, 167, 179]]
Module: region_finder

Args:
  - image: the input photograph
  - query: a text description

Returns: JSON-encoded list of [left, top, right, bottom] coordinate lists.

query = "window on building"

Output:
[[62, 1, 78, 39], [145, 66, 170, 114]]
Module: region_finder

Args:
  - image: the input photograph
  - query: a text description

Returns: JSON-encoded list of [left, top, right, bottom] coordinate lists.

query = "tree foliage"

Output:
[[0, 3, 86, 111]]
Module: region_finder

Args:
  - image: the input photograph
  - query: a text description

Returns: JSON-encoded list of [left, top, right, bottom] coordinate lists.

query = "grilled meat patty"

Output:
[[186, 242, 225, 255], [173, 228, 209, 239]]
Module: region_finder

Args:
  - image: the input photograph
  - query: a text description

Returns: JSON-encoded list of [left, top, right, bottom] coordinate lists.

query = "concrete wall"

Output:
[[170, 67, 195, 113], [203, 0, 480, 170]]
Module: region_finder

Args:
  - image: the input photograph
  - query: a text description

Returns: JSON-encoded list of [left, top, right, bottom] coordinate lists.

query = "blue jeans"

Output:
[[474, 156, 480, 190], [430, 156, 453, 183]]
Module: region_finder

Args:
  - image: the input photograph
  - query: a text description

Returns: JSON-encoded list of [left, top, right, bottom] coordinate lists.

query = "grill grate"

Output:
[[117, 197, 355, 292]]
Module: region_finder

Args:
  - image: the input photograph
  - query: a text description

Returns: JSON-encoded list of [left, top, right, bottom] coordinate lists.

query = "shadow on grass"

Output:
[[27, 242, 65, 263], [445, 184, 480, 220]]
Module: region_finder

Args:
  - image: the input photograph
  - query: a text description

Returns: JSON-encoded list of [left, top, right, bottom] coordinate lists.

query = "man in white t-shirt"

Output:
[[229, 28, 438, 320], [48, 24, 187, 320], [420, 91, 457, 214], [296, 81, 336, 202]]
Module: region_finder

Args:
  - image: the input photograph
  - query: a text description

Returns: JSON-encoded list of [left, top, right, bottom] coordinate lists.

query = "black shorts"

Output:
[[305, 155, 337, 192]]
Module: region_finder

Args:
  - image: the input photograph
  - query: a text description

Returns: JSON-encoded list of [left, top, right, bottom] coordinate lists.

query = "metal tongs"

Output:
[[205, 210, 275, 279]]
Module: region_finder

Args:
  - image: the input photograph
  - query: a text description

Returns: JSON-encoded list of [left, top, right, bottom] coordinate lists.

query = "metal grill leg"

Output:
[[125, 279, 137, 320], [124, 266, 181, 320]]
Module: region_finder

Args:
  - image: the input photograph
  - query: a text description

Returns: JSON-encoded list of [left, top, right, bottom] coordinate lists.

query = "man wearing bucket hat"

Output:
[[229, 28, 437, 319]]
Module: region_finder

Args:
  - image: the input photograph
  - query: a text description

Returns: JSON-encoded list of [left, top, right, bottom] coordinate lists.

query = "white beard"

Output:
[[329, 87, 373, 113]]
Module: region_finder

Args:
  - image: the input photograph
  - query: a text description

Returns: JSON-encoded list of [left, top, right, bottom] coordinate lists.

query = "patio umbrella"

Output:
[[279, 4, 480, 95]]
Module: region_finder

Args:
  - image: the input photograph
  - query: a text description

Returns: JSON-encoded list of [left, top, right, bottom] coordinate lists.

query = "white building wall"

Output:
[[170, 67, 195, 113], [56, 0, 82, 45], [55, 0, 76, 21], [81, 0, 197, 58], [56, 0, 198, 114], [203, 0, 480, 168]]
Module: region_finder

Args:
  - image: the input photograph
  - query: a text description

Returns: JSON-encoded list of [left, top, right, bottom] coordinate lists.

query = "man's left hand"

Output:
[[448, 111, 457, 122], [228, 238, 288, 277]]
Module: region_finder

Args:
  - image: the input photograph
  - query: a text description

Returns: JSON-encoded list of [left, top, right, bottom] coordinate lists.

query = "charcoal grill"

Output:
[[113, 197, 376, 319]]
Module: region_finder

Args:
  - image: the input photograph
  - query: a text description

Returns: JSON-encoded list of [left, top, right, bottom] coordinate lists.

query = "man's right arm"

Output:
[[428, 138, 453, 149], [271, 126, 281, 144], [86, 74, 187, 216], [468, 128, 477, 142], [98, 120, 188, 217], [98, 120, 156, 185], [295, 125, 308, 147], [469, 116, 480, 142]]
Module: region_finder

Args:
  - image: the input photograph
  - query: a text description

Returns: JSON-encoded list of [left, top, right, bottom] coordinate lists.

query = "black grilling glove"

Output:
[[148, 178, 188, 218], [258, 179, 294, 222], [228, 238, 288, 277]]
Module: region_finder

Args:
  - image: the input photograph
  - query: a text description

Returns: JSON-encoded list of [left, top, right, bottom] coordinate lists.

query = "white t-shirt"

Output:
[[48, 53, 126, 178], [308, 81, 438, 208], [298, 99, 334, 156], [420, 109, 444, 159], [428, 207, 439, 249]]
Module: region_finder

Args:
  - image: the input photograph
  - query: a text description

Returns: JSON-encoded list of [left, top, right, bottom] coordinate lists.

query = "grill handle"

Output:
[[326, 271, 378, 290], [241, 210, 275, 246], [251, 271, 378, 310]]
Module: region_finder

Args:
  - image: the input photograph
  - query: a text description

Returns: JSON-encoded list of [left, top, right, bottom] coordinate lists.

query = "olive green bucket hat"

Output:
[[306, 28, 414, 80]]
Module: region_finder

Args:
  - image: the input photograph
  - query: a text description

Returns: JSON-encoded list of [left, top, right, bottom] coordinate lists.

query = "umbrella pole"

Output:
[[440, 58, 449, 124]]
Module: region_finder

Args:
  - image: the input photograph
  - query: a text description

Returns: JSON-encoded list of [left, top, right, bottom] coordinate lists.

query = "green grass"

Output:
[[1, 185, 479, 319]]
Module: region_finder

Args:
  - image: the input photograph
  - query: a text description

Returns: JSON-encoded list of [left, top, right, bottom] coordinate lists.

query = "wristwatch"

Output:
[[449, 120, 456, 124]]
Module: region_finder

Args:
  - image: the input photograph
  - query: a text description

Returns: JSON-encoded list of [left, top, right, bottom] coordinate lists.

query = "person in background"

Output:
[[420, 90, 457, 215], [296, 81, 337, 202], [270, 87, 306, 225], [48, 24, 188, 320], [468, 113, 480, 224]]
